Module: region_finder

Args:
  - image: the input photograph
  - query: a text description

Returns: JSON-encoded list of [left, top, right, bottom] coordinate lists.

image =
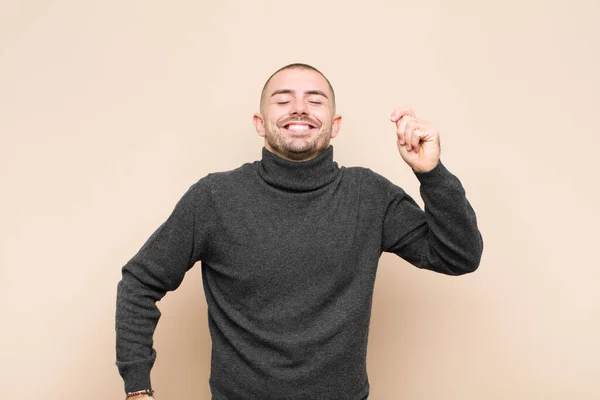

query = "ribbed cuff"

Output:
[[413, 160, 453, 184], [118, 362, 153, 393]]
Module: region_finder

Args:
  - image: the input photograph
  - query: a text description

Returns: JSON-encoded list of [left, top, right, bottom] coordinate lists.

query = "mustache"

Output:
[[277, 115, 321, 129]]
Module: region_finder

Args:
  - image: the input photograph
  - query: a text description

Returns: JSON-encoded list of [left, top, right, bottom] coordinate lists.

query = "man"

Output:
[[116, 63, 483, 399]]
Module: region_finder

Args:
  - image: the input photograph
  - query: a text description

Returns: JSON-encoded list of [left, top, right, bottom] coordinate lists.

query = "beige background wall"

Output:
[[1, 0, 598, 399]]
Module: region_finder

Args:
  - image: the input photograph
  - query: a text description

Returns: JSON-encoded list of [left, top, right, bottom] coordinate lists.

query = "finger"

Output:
[[407, 121, 431, 152], [410, 128, 422, 152], [390, 107, 416, 123], [396, 115, 415, 145], [404, 119, 420, 151], [390, 107, 415, 123], [413, 125, 440, 151]]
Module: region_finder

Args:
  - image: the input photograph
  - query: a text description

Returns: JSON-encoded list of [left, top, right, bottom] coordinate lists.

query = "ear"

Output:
[[330, 114, 342, 139], [253, 113, 266, 137]]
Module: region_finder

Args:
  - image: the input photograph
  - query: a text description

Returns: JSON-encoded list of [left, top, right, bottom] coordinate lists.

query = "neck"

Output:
[[264, 145, 326, 162], [256, 146, 340, 192]]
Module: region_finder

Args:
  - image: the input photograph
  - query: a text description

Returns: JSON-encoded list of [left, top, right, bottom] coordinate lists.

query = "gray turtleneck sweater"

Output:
[[116, 146, 483, 399]]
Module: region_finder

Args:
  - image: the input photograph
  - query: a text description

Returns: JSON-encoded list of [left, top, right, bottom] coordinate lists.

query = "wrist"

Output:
[[126, 389, 154, 399], [412, 159, 440, 174]]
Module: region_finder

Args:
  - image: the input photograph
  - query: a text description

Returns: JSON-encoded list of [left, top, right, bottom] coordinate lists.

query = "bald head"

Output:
[[259, 63, 336, 114]]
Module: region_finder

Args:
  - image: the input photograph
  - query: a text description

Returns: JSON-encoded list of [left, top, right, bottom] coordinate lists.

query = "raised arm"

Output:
[[381, 108, 483, 274]]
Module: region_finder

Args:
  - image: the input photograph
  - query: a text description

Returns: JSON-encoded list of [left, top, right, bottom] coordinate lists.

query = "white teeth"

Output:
[[288, 124, 310, 130]]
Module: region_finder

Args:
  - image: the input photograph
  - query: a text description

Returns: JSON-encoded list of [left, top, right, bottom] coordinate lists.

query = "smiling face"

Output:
[[253, 67, 342, 161]]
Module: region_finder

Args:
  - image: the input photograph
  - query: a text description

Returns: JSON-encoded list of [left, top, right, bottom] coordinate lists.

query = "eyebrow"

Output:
[[270, 89, 329, 99]]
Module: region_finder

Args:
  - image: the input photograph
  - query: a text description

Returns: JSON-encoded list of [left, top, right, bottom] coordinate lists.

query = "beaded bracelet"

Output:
[[126, 389, 154, 398]]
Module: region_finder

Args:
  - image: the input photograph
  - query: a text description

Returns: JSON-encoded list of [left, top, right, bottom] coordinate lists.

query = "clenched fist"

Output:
[[390, 107, 441, 173]]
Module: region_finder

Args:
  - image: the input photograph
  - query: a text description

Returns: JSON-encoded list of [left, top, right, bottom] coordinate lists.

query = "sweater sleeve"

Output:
[[115, 178, 212, 393], [381, 161, 483, 275]]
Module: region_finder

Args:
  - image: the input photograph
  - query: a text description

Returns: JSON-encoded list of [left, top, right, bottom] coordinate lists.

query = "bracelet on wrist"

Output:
[[126, 388, 154, 398]]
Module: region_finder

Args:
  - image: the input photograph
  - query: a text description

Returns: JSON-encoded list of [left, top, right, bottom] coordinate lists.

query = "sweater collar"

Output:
[[256, 146, 340, 192]]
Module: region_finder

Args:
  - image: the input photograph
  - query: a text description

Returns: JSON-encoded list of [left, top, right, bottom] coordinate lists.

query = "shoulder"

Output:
[[173, 163, 255, 216], [188, 162, 257, 198], [343, 166, 402, 193], [206, 162, 254, 183]]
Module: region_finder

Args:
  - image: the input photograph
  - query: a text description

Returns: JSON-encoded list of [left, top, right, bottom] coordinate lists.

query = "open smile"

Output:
[[282, 121, 317, 134]]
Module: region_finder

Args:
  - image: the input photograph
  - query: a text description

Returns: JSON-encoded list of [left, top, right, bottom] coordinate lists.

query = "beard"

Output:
[[264, 116, 333, 161]]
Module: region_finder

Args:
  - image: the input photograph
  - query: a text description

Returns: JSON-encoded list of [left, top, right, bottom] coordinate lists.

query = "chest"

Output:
[[204, 187, 379, 288]]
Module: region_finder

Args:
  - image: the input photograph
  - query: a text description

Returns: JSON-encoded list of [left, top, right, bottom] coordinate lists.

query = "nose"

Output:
[[290, 99, 308, 115]]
